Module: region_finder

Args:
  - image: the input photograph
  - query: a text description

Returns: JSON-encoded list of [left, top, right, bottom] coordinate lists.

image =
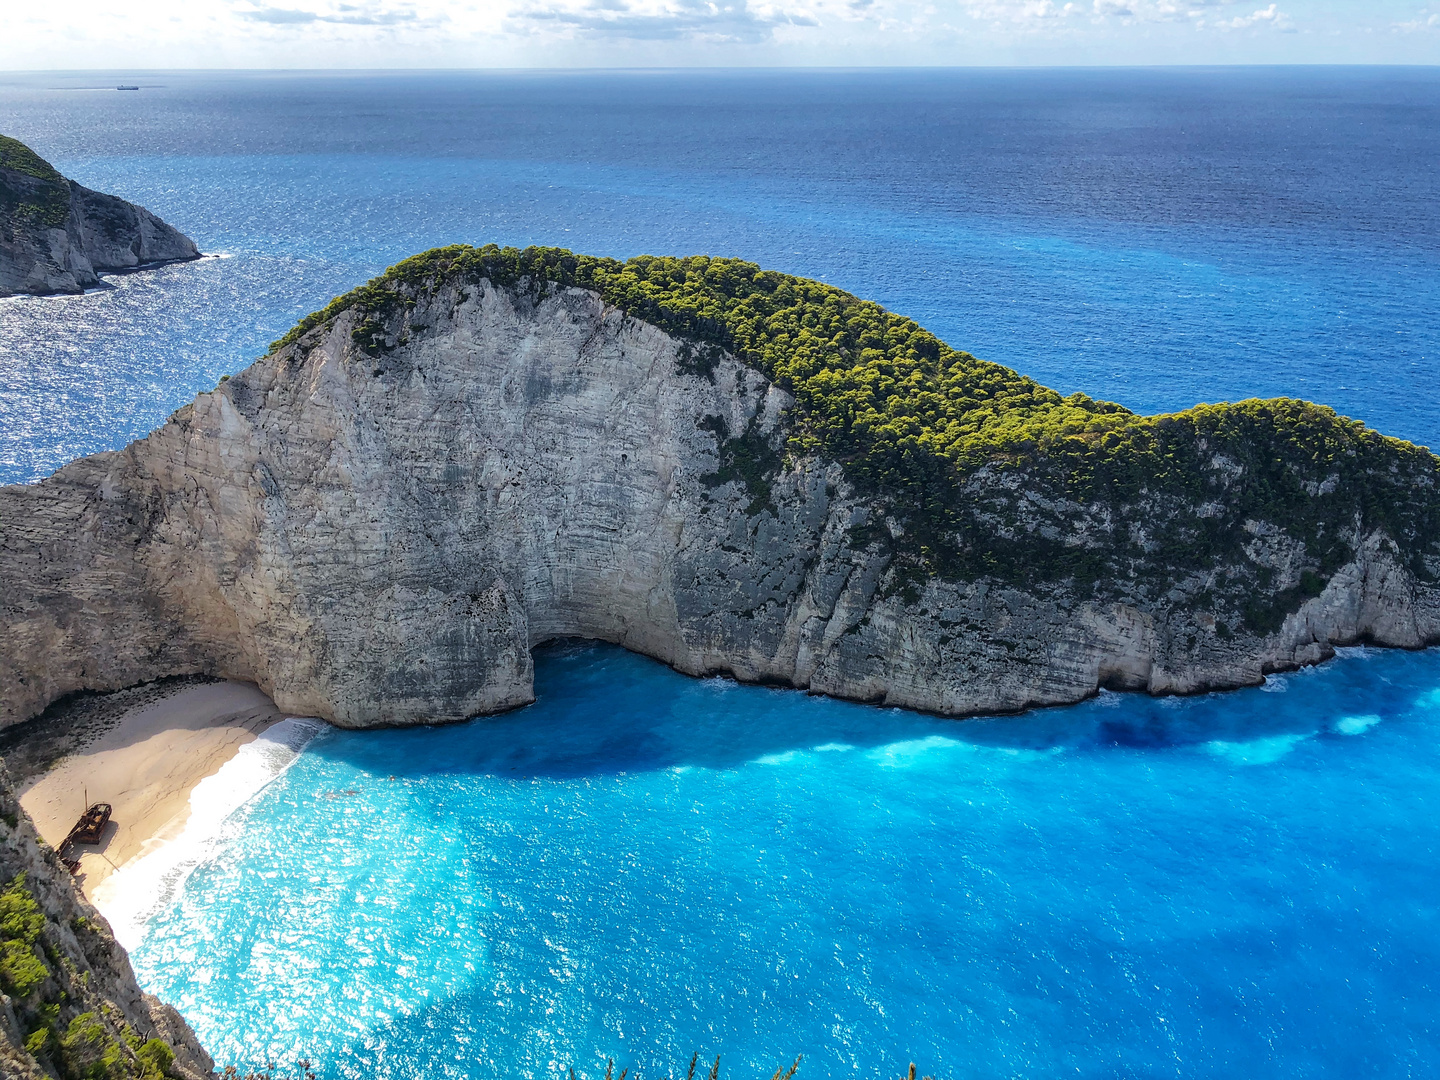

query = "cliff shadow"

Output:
[[0, 676, 282, 785], [294, 641, 1439, 782]]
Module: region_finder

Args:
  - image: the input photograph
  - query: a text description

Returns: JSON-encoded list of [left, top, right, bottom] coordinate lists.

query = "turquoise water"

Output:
[[131, 644, 1440, 1079], [3, 69, 1440, 1076]]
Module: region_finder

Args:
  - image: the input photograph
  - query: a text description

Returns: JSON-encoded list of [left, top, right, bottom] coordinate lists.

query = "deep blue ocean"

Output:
[[2, 69, 1439, 1078]]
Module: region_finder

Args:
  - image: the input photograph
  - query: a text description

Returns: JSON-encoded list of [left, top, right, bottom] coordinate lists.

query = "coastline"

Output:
[[13, 680, 286, 899]]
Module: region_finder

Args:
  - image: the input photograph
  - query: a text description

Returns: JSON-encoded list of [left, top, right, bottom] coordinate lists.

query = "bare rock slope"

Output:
[[2, 250, 1438, 730], [0, 765, 214, 1080], [0, 135, 198, 298]]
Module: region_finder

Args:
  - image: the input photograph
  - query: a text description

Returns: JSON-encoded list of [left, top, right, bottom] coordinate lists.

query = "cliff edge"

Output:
[[1, 245, 1437, 729], [0, 135, 199, 298], [0, 765, 214, 1079]]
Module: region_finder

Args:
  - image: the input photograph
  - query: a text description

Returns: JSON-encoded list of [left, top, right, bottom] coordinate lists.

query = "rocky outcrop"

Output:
[[0, 765, 214, 1080], [2, 263, 1437, 730], [0, 135, 199, 298]]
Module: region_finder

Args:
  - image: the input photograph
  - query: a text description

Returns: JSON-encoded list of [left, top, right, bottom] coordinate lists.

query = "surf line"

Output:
[[92, 716, 327, 951]]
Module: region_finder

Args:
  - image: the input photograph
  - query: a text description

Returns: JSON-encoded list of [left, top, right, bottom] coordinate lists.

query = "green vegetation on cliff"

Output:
[[0, 872, 48, 999], [0, 135, 71, 229], [1, 868, 177, 1080], [271, 245, 1440, 620]]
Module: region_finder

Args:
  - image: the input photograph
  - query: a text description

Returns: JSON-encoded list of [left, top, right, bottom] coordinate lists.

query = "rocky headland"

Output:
[[2, 244, 1438, 732], [0, 135, 199, 298]]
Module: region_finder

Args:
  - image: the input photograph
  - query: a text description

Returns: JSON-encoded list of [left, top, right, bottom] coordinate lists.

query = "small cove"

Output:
[[3, 68, 1439, 1077], [124, 642, 1440, 1078]]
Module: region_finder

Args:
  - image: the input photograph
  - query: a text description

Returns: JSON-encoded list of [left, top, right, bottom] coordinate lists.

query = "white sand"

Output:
[[19, 681, 284, 898]]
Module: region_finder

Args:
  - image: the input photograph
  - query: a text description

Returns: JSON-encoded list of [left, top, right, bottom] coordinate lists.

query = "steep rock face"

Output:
[[0, 135, 199, 298], [2, 273, 1437, 730], [0, 765, 214, 1079]]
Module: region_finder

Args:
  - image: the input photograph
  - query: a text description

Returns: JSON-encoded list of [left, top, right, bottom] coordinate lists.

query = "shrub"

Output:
[[0, 134, 72, 229], [135, 1038, 176, 1079], [266, 246, 1440, 600], [0, 873, 49, 999], [59, 1012, 128, 1080]]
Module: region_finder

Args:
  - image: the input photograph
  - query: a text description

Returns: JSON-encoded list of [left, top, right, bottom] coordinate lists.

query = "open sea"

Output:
[[2, 68, 1439, 1078]]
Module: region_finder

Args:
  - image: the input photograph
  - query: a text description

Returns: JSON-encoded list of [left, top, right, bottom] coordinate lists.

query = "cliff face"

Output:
[[0, 765, 214, 1080], [0, 135, 199, 298], [2, 265, 1437, 730]]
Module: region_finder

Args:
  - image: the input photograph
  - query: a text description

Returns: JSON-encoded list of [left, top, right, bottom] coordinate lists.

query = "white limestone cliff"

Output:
[[2, 275, 1436, 730]]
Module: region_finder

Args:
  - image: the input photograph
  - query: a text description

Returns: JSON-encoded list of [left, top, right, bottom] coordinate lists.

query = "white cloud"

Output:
[[3, 0, 1436, 66], [509, 0, 819, 43], [960, 0, 1077, 22], [1214, 2, 1293, 29], [1393, 7, 1440, 31], [956, 0, 1268, 28], [1087, 0, 1206, 20], [236, 2, 429, 25]]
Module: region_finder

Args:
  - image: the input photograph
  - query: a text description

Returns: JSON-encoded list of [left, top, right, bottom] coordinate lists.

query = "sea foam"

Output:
[[92, 716, 326, 950], [1333, 714, 1382, 736], [1201, 732, 1311, 765]]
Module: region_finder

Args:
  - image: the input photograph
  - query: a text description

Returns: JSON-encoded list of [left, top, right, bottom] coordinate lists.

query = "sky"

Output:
[[2, 0, 1438, 69]]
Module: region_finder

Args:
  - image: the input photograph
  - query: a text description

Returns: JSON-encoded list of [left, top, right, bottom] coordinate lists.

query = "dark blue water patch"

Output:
[[6, 69, 1440, 1078], [129, 643, 1440, 1079], [300, 642, 1436, 779], [2, 68, 1439, 485], [10, 68, 1440, 244]]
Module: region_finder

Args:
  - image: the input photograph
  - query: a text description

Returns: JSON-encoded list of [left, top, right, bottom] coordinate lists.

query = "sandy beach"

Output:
[[14, 680, 286, 898]]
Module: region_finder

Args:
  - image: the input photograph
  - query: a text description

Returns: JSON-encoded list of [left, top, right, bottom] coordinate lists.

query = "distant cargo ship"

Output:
[[117, 85, 139, 91]]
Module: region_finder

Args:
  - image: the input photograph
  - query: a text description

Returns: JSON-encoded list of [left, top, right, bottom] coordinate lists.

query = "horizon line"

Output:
[[5, 62, 1440, 75]]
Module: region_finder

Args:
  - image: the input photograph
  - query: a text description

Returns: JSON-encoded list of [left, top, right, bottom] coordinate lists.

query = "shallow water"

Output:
[[127, 644, 1440, 1079], [3, 69, 1439, 1077]]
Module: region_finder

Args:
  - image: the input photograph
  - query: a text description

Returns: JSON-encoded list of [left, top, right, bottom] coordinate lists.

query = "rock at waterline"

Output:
[[0, 133, 199, 298], [2, 245, 1438, 730]]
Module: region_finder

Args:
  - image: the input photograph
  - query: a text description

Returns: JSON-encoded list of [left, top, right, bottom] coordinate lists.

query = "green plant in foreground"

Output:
[[59, 1012, 131, 1080], [0, 869, 180, 1080], [133, 1038, 176, 1078], [48, 1012, 172, 1080], [0, 872, 49, 999], [221, 1063, 316, 1080]]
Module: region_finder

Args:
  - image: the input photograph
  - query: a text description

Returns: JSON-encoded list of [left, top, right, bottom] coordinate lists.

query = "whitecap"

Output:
[[1259, 674, 1289, 693], [1333, 645, 1376, 660], [866, 735, 963, 767], [1202, 732, 1309, 765], [1333, 714, 1382, 736], [812, 742, 855, 752], [92, 716, 326, 951], [754, 750, 800, 766]]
